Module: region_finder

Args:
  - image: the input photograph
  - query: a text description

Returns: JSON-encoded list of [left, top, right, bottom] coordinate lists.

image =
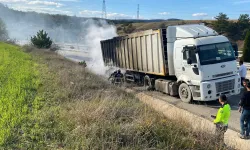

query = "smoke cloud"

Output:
[[0, 4, 118, 76], [82, 20, 117, 75]]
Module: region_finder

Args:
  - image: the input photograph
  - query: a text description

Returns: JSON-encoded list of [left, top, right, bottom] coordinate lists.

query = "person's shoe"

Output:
[[246, 136, 250, 139], [239, 134, 246, 139]]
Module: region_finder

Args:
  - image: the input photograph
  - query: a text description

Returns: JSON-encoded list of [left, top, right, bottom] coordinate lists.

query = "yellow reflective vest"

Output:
[[213, 103, 231, 125]]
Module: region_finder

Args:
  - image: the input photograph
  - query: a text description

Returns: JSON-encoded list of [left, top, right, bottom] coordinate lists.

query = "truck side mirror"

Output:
[[232, 43, 238, 58], [187, 58, 192, 64]]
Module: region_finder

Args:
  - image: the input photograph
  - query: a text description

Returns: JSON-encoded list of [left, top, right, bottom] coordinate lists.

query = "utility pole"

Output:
[[137, 4, 139, 19], [102, 0, 107, 19]]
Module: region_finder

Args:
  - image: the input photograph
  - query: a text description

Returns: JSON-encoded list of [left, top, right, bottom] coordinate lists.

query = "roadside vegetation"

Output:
[[0, 42, 38, 145], [242, 30, 250, 62], [0, 42, 231, 149], [31, 30, 52, 49]]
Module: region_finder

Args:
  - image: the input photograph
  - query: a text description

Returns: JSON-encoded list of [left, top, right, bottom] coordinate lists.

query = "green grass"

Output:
[[0, 42, 39, 144], [0, 43, 230, 149]]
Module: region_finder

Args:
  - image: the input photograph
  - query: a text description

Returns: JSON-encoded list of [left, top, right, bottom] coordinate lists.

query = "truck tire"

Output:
[[178, 83, 192, 103], [144, 75, 153, 90]]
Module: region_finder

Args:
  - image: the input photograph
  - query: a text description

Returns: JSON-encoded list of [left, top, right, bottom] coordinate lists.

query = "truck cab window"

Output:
[[189, 50, 197, 63], [183, 49, 197, 63], [198, 42, 235, 65]]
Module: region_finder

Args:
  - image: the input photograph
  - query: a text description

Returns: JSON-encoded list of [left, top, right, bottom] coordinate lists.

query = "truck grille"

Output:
[[215, 79, 235, 93], [212, 72, 233, 78]]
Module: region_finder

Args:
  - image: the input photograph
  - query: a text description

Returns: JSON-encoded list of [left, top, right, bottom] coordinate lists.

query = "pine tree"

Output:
[[31, 30, 52, 48], [243, 30, 250, 62], [212, 13, 229, 34]]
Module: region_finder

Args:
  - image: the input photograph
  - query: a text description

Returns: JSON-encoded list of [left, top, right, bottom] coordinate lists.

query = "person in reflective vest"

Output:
[[212, 94, 231, 142]]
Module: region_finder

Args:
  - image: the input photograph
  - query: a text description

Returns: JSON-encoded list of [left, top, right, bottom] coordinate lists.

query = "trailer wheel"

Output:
[[178, 83, 192, 103], [144, 75, 153, 90]]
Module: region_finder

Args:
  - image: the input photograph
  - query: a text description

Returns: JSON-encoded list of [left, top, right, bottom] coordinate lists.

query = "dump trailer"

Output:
[[101, 24, 241, 103]]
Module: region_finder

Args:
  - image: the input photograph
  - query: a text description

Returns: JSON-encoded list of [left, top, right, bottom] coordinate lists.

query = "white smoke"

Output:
[[0, 4, 118, 76], [82, 20, 117, 75]]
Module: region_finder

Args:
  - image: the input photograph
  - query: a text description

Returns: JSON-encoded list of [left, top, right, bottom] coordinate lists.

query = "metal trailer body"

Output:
[[101, 29, 168, 76]]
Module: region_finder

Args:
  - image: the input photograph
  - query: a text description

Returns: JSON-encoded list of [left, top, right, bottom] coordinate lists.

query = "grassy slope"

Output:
[[0, 43, 229, 149], [0, 43, 39, 144]]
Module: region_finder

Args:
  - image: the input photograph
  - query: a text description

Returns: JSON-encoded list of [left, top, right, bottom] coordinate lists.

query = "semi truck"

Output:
[[100, 24, 241, 103]]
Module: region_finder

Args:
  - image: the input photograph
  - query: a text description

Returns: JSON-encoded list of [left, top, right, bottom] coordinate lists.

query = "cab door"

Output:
[[182, 46, 200, 80], [174, 47, 183, 77]]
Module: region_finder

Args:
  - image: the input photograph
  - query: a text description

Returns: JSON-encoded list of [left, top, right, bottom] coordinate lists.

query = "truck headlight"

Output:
[[207, 84, 211, 89]]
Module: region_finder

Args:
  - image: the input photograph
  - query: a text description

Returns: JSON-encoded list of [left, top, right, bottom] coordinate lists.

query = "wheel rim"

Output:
[[181, 87, 188, 99]]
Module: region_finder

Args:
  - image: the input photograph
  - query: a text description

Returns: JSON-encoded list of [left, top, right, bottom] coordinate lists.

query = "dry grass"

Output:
[[3, 45, 233, 149]]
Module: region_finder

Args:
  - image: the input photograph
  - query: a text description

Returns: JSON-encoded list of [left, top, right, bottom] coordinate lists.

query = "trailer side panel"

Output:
[[101, 29, 166, 76]]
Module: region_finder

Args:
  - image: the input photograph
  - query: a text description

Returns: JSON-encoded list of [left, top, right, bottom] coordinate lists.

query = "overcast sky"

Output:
[[1, 0, 250, 20]]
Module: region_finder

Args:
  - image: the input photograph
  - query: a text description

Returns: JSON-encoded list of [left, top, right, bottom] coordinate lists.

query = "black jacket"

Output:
[[239, 91, 250, 110]]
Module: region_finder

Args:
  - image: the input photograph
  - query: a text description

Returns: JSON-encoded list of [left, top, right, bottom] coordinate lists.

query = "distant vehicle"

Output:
[[101, 24, 241, 103]]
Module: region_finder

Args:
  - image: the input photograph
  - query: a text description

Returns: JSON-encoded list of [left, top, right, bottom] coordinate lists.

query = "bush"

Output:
[[79, 60, 87, 68], [31, 30, 52, 49], [242, 30, 250, 62]]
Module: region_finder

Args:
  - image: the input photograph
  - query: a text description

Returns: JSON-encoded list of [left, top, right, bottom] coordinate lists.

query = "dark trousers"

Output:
[[240, 109, 250, 136], [215, 124, 228, 142], [241, 77, 245, 86]]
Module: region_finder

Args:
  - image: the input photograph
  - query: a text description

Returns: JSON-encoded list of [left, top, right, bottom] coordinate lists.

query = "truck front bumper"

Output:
[[191, 75, 241, 101]]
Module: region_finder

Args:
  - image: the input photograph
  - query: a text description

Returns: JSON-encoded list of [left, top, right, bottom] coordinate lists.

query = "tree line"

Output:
[[212, 13, 250, 41], [211, 13, 250, 62]]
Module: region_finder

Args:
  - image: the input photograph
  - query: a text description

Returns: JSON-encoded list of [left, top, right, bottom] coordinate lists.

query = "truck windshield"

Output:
[[198, 42, 235, 65]]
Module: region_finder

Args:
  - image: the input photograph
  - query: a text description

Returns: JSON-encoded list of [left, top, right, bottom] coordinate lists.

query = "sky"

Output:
[[0, 0, 250, 20]]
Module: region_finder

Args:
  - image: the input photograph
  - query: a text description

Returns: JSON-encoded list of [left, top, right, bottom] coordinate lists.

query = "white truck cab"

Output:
[[168, 25, 241, 102]]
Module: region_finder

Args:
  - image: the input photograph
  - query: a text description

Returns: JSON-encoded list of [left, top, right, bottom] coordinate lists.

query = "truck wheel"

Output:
[[144, 75, 153, 90], [178, 83, 192, 103]]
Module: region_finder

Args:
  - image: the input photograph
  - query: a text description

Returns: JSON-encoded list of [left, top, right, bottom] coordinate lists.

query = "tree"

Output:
[[226, 22, 240, 41], [31, 30, 52, 48], [212, 13, 229, 34], [238, 14, 250, 39], [242, 30, 250, 62], [0, 18, 8, 41], [238, 14, 250, 30]]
